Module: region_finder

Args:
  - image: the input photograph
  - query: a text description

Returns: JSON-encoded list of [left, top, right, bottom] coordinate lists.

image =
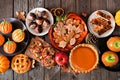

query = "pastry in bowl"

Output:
[[49, 13, 88, 51], [69, 44, 99, 73], [102, 51, 119, 67], [11, 54, 31, 74]]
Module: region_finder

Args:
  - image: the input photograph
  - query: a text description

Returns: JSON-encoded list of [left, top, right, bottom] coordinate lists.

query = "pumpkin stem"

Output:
[[2, 18, 6, 22], [1, 18, 6, 24], [23, 28, 26, 31], [8, 38, 10, 41]]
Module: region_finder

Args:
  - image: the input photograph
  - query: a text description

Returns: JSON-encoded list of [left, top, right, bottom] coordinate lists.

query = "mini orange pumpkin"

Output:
[[0, 34, 5, 46], [0, 56, 10, 73], [12, 29, 25, 43], [0, 19, 12, 34], [3, 39, 17, 54]]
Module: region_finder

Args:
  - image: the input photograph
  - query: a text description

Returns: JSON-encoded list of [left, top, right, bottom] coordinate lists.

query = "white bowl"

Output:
[[26, 7, 54, 36], [88, 10, 115, 38]]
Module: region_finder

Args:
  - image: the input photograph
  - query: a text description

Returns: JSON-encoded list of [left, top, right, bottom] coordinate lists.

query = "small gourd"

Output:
[[3, 39, 17, 54], [0, 56, 10, 73], [115, 10, 120, 26], [0, 19, 12, 34], [0, 34, 5, 46], [12, 29, 25, 43]]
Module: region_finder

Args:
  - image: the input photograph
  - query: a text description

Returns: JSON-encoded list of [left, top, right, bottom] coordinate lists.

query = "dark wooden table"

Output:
[[0, 0, 120, 80]]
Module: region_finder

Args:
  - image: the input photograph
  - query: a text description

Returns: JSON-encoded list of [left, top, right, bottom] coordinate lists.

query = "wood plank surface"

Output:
[[44, 1, 61, 80], [77, 72, 91, 80], [14, 0, 28, 17], [107, 0, 120, 14], [0, 0, 13, 19], [90, 0, 107, 13], [45, 0, 60, 9], [75, 1, 91, 79], [0, 0, 13, 80], [28, 0, 44, 11], [0, 0, 120, 80], [76, 0, 91, 15], [0, 69, 14, 80], [61, 0, 76, 13], [13, 0, 29, 80], [60, 72, 75, 80], [60, 0, 77, 80], [28, 65, 44, 80], [28, 0, 45, 80]]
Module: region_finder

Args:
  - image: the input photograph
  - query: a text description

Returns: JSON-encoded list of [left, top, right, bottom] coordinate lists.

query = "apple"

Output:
[[55, 52, 68, 66], [102, 51, 119, 67]]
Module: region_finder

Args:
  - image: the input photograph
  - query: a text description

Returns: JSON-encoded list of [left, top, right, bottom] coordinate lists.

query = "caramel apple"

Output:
[[107, 36, 120, 52], [102, 51, 119, 67]]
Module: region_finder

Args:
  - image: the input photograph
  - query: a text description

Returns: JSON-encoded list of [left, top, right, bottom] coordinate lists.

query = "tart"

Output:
[[11, 54, 31, 74], [69, 44, 99, 73]]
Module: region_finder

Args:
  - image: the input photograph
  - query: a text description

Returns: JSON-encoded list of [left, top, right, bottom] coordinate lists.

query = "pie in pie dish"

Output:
[[11, 54, 31, 74], [69, 44, 99, 73]]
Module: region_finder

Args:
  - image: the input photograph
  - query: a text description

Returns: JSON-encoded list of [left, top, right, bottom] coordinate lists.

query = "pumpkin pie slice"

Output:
[[69, 44, 99, 73]]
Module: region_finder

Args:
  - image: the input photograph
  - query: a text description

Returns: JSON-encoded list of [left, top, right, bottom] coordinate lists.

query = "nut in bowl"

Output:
[[88, 10, 115, 38], [26, 7, 54, 36]]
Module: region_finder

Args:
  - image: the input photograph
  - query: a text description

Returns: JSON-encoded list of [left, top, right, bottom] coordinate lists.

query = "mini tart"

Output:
[[11, 54, 31, 74], [69, 44, 99, 73]]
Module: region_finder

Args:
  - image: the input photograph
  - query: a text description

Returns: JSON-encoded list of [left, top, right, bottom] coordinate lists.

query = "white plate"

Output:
[[88, 10, 115, 38], [26, 7, 54, 36]]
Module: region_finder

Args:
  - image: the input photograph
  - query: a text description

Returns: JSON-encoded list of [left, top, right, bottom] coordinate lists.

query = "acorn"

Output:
[[42, 19, 50, 29], [36, 17, 44, 25], [38, 25, 43, 33], [28, 13, 36, 21]]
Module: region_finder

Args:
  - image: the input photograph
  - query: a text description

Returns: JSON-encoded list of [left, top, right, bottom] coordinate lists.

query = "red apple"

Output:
[[55, 52, 68, 66]]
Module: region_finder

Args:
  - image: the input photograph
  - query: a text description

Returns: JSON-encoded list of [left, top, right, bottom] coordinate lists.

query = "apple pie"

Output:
[[11, 54, 31, 74]]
